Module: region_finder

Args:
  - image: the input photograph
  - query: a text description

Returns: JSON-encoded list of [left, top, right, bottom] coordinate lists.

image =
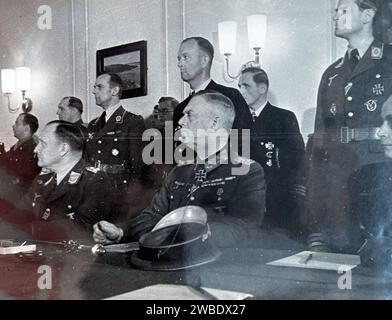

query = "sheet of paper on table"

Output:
[[0, 240, 36, 255], [105, 284, 253, 300], [267, 250, 361, 271]]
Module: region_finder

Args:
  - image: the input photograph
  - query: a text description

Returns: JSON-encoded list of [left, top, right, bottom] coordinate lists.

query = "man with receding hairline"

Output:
[[93, 90, 266, 248], [57, 96, 87, 137], [85, 73, 146, 220], [2, 121, 113, 241], [173, 37, 252, 132]]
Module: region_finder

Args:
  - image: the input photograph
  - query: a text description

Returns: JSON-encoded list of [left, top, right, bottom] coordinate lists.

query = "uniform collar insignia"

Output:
[[68, 171, 82, 185], [371, 44, 384, 60]]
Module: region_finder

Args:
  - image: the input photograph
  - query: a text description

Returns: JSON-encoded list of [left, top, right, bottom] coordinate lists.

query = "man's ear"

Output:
[[201, 54, 210, 69], [59, 142, 70, 157], [111, 85, 120, 96], [362, 9, 376, 24], [258, 83, 268, 95]]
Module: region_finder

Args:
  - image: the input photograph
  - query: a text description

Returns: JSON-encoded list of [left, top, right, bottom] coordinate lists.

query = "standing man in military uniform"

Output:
[[93, 91, 266, 248], [0, 113, 40, 205], [238, 66, 306, 234], [1, 121, 113, 241], [85, 73, 146, 220], [306, 0, 392, 251]]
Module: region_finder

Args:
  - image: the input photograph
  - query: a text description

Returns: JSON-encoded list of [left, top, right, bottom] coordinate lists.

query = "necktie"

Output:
[[348, 48, 360, 71], [251, 111, 257, 123], [98, 111, 106, 130]]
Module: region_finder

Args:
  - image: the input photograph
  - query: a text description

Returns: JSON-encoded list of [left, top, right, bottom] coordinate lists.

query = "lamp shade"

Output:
[[1, 69, 16, 94], [16, 66, 31, 91], [218, 21, 237, 55], [247, 14, 267, 49]]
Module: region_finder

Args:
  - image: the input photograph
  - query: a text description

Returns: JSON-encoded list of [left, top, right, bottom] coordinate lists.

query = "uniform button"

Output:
[[98, 140, 102, 144], [190, 196, 195, 201], [114, 138, 118, 142], [376, 74, 381, 79], [170, 195, 174, 200], [123, 180, 127, 184], [67, 205, 72, 209], [97, 150, 102, 154], [348, 112, 354, 118], [347, 82, 353, 86], [347, 96, 353, 101]]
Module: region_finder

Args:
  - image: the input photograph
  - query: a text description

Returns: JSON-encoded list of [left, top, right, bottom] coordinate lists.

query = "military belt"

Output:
[[95, 162, 127, 174], [340, 127, 380, 144]]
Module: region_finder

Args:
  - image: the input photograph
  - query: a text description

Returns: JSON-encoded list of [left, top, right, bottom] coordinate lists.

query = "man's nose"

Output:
[[377, 122, 388, 138]]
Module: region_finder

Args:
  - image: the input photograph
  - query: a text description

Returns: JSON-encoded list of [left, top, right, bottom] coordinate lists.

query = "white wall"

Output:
[[0, 0, 346, 147], [0, 0, 74, 148], [185, 0, 339, 138]]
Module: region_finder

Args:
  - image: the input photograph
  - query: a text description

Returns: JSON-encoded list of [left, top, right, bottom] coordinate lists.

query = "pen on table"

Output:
[[303, 253, 313, 264]]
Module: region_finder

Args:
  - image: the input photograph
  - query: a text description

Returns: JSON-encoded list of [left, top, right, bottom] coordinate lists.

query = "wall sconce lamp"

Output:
[[1, 69, 16, 111], [1, 66, 32, 113], [218, 14, 267, 80]]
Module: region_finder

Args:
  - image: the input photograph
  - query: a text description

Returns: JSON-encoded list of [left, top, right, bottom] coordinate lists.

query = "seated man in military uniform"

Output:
[[93, 91, 266, 248], [349, 95, 392, 267], [1, 121, 113, 241]]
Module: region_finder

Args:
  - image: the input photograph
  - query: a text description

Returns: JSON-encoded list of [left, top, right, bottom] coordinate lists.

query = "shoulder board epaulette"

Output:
[[39, 168, 52, 175]]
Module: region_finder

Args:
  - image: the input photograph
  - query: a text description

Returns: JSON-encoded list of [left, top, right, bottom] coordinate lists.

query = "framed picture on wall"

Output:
[[96, 40, 147, 99]]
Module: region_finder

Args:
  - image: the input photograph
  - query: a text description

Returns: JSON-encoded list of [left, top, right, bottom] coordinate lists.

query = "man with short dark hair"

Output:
[[0, 113, 40, 203], [93, 91, 266, 248], [238, 67, 306, 233], [4, 121, 113, 241], [85, 73, 146, 220], [173, 37, 252, 132], [305, 0, 392, 252], [57, 96, 87, 136]]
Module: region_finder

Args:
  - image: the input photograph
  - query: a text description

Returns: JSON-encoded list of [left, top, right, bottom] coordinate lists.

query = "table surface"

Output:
[[1, 231, 391, 300]]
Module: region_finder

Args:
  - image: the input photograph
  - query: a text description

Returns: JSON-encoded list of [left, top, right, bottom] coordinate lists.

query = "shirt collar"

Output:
[[192, 78, 212, 94], [347, 38, 374, 59], [250, 100, 268, 118], [105, 102, 122, 122]]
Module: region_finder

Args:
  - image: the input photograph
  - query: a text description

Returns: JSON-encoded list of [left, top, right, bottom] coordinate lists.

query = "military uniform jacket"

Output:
[[15, 159, 113, 240], [0, 137, 40, 194], [85, 106, 146, 178], [173, 80, 253, 130], [348, 161, 392, 265], [305, 41, 392, 245], [120, 150, 266, 247], [312, 41, 392, 169], [250, 103, 306, 229]]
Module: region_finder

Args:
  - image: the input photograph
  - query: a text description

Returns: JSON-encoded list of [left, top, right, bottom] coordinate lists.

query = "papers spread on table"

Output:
[[267, 250, 361, 271], [105, 284, 253, 300], [0, 240, 36, 255]]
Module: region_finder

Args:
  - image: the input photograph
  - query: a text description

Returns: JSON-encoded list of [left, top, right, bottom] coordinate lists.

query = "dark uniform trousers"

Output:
[[84, 106, 146, 221], [2, 159, 113, 241], [249, 103, 306, 233], [348, 161, 392, 266], [305, 41, 392, 250], [119, 150, 266, 248], [0, 138, 40, 205]]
